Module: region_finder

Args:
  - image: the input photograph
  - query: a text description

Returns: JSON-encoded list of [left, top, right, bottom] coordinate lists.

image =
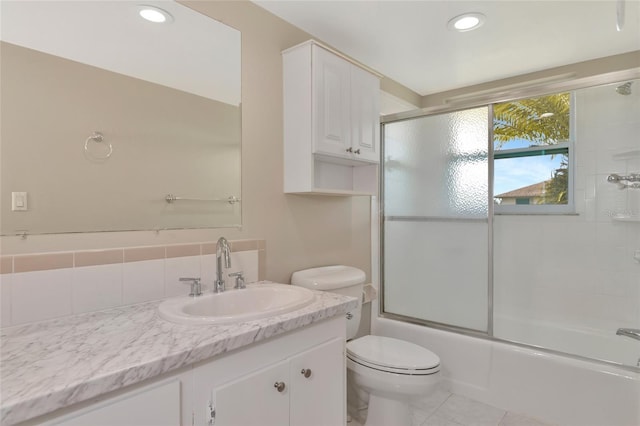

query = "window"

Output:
[[493, 92, 574, 214]]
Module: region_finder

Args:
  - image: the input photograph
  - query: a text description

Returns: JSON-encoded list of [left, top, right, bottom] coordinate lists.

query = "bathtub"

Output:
[[493, 313, 640, 368], [372, 315, 640, 426]]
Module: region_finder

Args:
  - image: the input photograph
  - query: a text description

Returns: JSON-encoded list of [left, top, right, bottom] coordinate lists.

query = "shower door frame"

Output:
[[378, 67, 640, 370]]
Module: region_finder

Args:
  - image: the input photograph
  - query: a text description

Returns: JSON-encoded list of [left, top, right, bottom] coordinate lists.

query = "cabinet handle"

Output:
[[274, 381, 286, 392], [346, 147, 353, 153], [354, 149, 361, 155], [301, 368, 312, 378]]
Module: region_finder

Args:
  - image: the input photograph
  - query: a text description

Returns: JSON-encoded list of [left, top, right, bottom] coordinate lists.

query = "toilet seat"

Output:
[[347, 335, 440, 375]]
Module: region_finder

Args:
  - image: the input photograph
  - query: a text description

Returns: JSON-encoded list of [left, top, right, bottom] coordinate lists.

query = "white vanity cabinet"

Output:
[[289, 338, 344, 425], [213, 360, 290, 425], [283, 40, 380, 195], [24, 317, 346, 426], [193, 316, 346, 426], [33, 378, 183, 426], [213, 338, 343, 426]]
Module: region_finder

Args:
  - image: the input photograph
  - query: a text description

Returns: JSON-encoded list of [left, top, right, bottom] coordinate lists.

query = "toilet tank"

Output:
[[291, 265, 366, 340]]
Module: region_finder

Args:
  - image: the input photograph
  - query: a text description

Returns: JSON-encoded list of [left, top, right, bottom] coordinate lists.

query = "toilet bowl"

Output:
[[347, 335, 440, 426], [291, 266, 441, 426]]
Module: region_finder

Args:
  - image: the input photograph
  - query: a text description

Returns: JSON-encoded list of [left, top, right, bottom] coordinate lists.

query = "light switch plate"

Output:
[[11, 192, 28, 211]]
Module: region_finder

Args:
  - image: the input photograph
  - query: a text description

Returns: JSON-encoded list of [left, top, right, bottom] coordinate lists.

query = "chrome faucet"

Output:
[[616, 328, 640, 341], [214, 237, 231, 293]]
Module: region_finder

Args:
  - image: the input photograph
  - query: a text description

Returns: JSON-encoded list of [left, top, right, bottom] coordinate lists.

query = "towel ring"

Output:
[[84, 131, 113, 160]]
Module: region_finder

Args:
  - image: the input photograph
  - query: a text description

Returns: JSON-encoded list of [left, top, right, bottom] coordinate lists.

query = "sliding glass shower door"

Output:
[[382, 107, 490, 332]]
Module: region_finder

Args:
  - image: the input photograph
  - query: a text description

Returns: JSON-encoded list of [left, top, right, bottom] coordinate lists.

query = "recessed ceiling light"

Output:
[[447, 13, 486, 32], [138, 5, 173, 23]]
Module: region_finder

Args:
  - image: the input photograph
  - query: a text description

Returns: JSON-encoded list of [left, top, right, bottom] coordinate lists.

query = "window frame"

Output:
[[492, 92, 576, 215]]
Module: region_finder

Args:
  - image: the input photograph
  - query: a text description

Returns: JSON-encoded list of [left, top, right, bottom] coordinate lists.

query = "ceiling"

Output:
[[254, 1, 640, 97], [0, 1, 241, 105]]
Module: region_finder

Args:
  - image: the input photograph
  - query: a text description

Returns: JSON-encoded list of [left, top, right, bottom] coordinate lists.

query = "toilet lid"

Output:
[[347, 335, 440, 374]]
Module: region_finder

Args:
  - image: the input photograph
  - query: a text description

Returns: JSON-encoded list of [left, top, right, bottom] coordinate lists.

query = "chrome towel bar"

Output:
[[165, 194, 241, 205]]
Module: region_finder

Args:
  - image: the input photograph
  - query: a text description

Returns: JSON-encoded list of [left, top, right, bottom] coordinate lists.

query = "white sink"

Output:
[[158, 283, 316, 325]]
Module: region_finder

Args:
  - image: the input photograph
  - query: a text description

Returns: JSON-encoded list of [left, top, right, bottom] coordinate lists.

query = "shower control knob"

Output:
[[346, 312, 353, 320], [354, 149, 361, 154], [301, 368, 312, 378], [274, 381, 286, 392], [346, 147, 353, 153]]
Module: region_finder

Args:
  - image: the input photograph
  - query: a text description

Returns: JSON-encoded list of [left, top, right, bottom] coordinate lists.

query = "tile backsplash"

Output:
[[0, 239, 265, 328]]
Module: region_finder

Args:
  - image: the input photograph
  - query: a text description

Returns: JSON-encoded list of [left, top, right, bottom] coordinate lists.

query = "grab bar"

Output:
[[616, 328, 640, 341]]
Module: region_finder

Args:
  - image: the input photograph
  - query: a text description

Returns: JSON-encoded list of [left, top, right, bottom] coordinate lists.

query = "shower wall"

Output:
[[493, 81, 640, 366]]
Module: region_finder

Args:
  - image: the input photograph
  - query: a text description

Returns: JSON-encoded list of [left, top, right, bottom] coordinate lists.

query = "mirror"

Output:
[[0, 1, 241, 235]]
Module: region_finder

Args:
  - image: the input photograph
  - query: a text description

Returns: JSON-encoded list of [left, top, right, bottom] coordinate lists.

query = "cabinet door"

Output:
[[213, 360, 290, 426], [289, 338, 345, 426], [312, 46, 352, 158], [47, 379, 180, 426], [350, 65, 380, 163]]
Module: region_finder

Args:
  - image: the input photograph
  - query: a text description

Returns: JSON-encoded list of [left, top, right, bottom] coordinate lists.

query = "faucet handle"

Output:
[[229, 271, 245, 289], [179, 277, 202, 297]]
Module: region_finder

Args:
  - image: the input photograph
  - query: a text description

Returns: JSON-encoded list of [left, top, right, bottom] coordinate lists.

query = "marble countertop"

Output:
[[0, 283, 358, 425]]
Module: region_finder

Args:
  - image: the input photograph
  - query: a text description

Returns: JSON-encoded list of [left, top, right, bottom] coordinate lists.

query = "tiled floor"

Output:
[[348, 389, 551, 426]]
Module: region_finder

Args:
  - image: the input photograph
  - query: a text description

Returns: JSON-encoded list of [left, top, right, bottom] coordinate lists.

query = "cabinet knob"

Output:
[[301, 368, 312, 378], [346, 147, 353, 153], [274, 381, 286, 392], [354, 149, 361, 155]]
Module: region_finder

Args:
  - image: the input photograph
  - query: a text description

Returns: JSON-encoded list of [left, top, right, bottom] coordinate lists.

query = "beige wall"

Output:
[[0, 1, 381, 284]]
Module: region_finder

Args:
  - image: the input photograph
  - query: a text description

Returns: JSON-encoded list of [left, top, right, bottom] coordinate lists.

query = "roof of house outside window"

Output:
[[495, 181, 548, 199]]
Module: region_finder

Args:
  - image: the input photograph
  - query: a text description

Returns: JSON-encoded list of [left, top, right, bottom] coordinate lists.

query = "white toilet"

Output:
[[291, 265, 440, 426]]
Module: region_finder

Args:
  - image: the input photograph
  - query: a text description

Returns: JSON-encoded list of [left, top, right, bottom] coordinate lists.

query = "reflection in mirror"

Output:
[[0, 1, 241, 235]]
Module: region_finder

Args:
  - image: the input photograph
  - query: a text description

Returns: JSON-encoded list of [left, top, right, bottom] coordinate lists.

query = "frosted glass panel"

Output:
[[383, 107, 489, 332], [384, 221, 489, 331], [384, 108, 489, 218]]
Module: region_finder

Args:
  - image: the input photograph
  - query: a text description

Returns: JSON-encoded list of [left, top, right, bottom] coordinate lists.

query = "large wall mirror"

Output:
[[0, 1, 241, 235]]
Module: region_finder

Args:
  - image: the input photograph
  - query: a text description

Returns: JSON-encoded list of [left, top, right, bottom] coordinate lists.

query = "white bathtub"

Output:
[[372, 315, 640, 426], [493, 314, 640, 368]]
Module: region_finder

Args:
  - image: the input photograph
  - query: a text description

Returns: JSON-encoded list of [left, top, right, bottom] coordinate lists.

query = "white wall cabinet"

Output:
[[349, 64, 380, 163], [284, 40, 380, 195]]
